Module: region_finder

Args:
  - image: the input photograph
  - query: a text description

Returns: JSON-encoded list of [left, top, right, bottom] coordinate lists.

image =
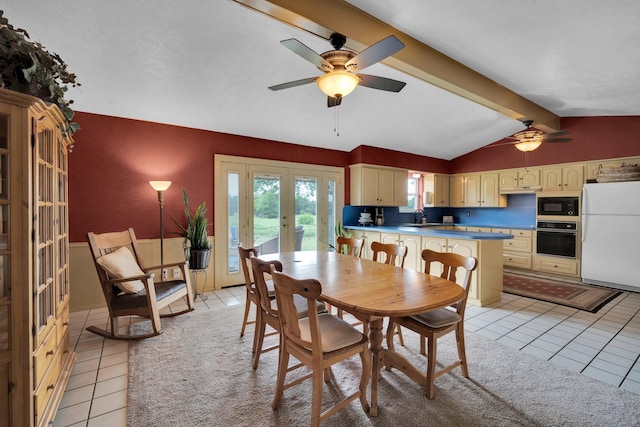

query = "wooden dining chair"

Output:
[[385, 249, 478, 399], [371, 241, 407, 345], [335, 236, 364, 257], [86, 228, 195, 340], [238, 245, 275, 340], [270, 266, 370, 427], [249, 256, 326, 369]]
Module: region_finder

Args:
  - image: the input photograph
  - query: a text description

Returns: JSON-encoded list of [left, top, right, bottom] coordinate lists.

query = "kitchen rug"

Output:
[[503, 273, 622, 313]]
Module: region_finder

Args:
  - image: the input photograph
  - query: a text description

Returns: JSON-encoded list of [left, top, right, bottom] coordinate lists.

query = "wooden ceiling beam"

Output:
[[233, 0, 561, 132]]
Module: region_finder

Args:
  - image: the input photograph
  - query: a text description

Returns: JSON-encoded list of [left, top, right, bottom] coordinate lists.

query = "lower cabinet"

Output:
[[380, 232, 422, 271], [534, 255, 580, 277], [422, 237, 503, 306], [493, 228, 533, 270], [349, 230, 381, 260]]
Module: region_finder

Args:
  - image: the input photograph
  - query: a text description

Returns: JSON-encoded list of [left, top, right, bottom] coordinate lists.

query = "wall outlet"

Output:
[[172, 268, 181, 278], [162, 269, 168, 280]]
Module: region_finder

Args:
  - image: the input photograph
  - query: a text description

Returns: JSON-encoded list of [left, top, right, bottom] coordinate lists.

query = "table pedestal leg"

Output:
[[368, 318, 384, 416]]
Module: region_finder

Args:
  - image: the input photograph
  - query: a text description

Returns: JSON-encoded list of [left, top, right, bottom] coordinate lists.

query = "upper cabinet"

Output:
[[586, 157, 640, 181], [350, 164, 408, 206], [499, 167, 541, 192], [450, 173, 506, 207], [542, 164, 584, 191], [423, 173, 450, 207]]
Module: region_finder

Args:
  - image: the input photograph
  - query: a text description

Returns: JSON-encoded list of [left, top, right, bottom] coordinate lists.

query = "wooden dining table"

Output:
[[259, 250, 465, 416]]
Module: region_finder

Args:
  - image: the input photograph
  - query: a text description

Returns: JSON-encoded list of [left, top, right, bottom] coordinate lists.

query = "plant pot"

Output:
[[189, 249, 211, 270]]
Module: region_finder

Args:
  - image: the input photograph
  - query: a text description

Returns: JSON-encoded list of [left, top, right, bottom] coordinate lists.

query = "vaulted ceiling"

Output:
[[5, 0, 640, 160]]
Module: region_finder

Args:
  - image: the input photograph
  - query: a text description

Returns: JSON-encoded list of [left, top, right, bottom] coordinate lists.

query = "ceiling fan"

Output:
[[268, 32, 407, 107], [492, 120, 572, 152]]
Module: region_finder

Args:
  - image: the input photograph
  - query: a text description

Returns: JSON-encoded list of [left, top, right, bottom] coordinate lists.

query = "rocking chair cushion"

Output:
[[96, 246, 146, 294]]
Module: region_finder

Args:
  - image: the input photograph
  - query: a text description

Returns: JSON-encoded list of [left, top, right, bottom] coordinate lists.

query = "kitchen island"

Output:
[[345, 224, 513, 306]]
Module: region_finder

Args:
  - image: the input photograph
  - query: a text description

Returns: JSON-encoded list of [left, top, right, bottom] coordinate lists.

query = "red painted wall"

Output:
[[69, 113, 640, 243], [69, 112, 351, 242]]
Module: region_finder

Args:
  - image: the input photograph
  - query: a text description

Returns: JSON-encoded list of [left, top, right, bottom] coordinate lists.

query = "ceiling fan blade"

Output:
[[345, 35, 405, 71], [268, 77, 318, 91], [547, 129, 570, 138], [543, 137, 572, 143], [327, 96, 342, 108], [358, 74, 406, 92], [280, 39, 333, 70]]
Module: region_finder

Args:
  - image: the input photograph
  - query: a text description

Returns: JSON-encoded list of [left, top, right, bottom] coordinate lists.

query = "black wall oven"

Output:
[[536, 221, 578, 258], [537, 196, 579, 217]]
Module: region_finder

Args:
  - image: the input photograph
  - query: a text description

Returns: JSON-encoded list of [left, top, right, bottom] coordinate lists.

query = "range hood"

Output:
[[499, 186, 542, 194]]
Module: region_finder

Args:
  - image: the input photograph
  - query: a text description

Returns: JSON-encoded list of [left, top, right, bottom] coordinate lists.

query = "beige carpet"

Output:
[[503, 273, 621, 313], [127, 305, 640, 427]]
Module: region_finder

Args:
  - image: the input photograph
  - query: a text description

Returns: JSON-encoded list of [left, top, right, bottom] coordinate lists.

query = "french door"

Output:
[[214, 155, 343, 287]]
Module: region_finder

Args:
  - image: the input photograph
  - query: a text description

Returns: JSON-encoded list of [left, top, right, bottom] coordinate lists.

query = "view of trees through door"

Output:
[[215, 156, 343, 287]]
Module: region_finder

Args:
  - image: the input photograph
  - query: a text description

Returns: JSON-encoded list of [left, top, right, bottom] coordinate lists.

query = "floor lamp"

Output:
[[149, 181, 172, 274]]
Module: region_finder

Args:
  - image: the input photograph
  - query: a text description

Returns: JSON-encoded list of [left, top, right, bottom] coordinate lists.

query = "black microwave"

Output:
[[537, 196, 579, 216]]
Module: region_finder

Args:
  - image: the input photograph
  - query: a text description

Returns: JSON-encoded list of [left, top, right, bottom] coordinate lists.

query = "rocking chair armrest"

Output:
[[104, 272, 155, 285]]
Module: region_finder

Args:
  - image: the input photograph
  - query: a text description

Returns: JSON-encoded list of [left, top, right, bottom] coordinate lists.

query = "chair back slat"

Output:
[[371, 241, 408, 267]]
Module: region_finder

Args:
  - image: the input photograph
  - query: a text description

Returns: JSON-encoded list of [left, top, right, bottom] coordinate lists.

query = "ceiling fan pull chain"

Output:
[[334, 105, 340, 137]]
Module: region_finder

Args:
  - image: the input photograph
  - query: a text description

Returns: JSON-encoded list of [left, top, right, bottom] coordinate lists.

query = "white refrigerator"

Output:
[[581, 181, 640, 291]]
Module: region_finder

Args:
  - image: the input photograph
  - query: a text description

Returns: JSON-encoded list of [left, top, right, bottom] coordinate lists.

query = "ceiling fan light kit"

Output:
[[317, 71, 360, 98], [514, 139, 543, 152]]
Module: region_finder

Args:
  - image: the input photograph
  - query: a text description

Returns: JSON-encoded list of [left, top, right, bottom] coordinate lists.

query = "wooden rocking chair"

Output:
[[87, 228, 195, 340]]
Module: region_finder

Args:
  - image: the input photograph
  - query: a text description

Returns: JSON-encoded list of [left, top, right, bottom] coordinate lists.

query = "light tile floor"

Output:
[[54, 279, 640, 426]]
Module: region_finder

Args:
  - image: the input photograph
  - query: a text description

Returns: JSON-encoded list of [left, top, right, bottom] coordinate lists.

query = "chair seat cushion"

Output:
[[293, 294, 327, 318], [299, 313, 365, 352], [96, 246, 146, 294], [410, 308, 461, 329], [111, 280, 187, 310]]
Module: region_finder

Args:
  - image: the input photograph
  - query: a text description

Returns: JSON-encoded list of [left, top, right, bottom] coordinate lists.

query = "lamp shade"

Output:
[[514, 140, 543, 152], [317, 71, 359, 98], [149, 181, 172, 191]]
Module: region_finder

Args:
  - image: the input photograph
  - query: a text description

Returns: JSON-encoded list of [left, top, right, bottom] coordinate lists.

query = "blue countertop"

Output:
[[345, 225, 514, 240]]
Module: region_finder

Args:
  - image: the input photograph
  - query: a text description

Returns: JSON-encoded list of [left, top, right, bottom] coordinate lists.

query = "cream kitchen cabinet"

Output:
[[499, 167, 541, 192], [350, 164, 408, 206], [450, 174, 465, 207], [493, 228, 533, 270], [542, 165, 584, 191], [586, 157, 640, 181], [534, 255, 580, 277], [423, 173, 449, 207], [0, 88, 75, 427], [450, 173, 505, 207]]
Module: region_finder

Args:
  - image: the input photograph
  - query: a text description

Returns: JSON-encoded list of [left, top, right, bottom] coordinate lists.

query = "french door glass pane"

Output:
[[327, 178, 336, 250], [254, 175, 280, 255], [295, 177, 317, 251], [227, 172, 239, 274]]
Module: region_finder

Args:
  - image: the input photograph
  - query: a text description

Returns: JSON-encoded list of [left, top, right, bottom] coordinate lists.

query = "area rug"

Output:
[[127, 305, 640, 427], [503, 273, 622, 313]]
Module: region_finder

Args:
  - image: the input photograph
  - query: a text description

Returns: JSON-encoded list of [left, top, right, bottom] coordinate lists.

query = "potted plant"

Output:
[[174, 189, 212, 270], [0, 10, 80, 136]]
